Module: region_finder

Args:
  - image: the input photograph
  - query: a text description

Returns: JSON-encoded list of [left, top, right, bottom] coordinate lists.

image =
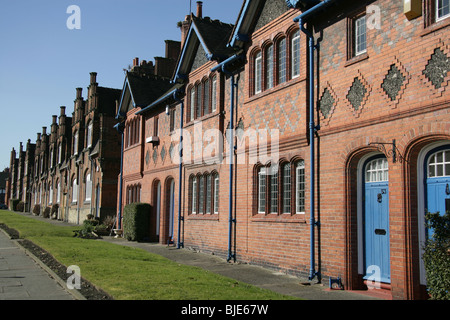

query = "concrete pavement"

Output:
[[0, 229, 75, 300]]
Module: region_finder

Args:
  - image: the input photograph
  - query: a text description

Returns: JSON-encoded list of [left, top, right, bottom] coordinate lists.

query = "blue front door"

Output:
[[426, 147, 450, 238], [364, 157, 391, 284]]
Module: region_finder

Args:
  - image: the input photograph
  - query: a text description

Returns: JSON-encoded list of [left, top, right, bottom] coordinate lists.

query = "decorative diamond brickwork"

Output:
[[347, 78, 367, 111], [160, 145, 166, 162], [344, 72, 371, 118], [319, 88, 334, 119], [152, 149, 158, 164], [382, 65, 405, 101], [423, 48, 450, 89]]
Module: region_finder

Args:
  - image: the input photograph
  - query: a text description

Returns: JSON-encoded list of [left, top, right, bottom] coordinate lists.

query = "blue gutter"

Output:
[[294, 0, 338, 282], [211, 54, 243, 262], [114, 122, 125, 229]]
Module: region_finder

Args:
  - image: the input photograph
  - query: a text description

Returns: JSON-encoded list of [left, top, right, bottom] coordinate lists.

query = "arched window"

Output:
[[213, 173, 219, 214], [428, 149, 450, 177], [72, 178, 78, 203], [87, 120, 93, 148], [291, 30, 301, 79], [73, 130, 79, 155], [265, 44, 274, 90], [277, 38, 287, 84], [295, 160, 305, 214], [254, 51, 262, 94], [85, 173, 92, 202], [256, 159, 305, 215], [282, 163, 291, 214], [203, 78, 210, 116]]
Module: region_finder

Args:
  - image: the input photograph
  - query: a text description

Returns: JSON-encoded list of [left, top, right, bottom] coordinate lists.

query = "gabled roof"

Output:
[[116, 72, 173, 119], [173, 15, 235, 83], [229, 0, 320, 49]]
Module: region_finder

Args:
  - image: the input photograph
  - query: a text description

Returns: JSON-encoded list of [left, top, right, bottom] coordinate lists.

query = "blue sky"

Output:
[[0, 0, 243, 170]]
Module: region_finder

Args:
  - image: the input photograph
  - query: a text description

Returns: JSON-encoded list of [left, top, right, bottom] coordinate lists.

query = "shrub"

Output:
[[32, 204, 41, 216], [123, 203, 151, 242], [9, 199, 19, 211], [51, 204, 59, 219], [16, 201, 25, 212], [423, 211, 450, 300], [42, 206, 51, 218]]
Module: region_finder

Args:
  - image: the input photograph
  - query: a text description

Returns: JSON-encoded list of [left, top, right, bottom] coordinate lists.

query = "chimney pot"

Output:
[[196, 1, 203, 18], [52, 115, 57, 124], [133, 57, 139, 67], [42, 127, 47, 135], [76, 88, 83, 99], [60, 106, 66, 116]]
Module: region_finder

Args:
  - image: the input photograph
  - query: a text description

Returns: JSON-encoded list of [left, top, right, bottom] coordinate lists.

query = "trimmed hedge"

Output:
[[9, 199, 19, 211], [423, 211, 450, 300], [123, 203, 151, 242]]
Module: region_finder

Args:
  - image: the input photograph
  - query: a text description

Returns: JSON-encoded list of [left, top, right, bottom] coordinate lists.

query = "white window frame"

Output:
[[282, 163, 291, 214], [192, 177, 197, 214], [57, 181, 61, 204], [255, 51, 262, 94], [266, 45, 274, 90], [49, 186, 53, 205], [58, 143, 62, 164], [296, 161, 305, 215], [428, 149, 450, 177], [190, 88, 195, 121], [73, 131, 79, 155], [214, 174, 219, 214], [72, 179, 78, 203], [85, 173, 92, 202], [87, 121, 93, 148], [365, 158, 389, 183], [258, 167, 267, 213], [211, 76, 217, 112], [291, 30, 301, 79], [278, 38, 287, 84], [437, 0, 450, 21], [206, 174, 212, 214], [198, 176, 204, 214], [270, 169, 278, 214], [355, 15, 367, 56]]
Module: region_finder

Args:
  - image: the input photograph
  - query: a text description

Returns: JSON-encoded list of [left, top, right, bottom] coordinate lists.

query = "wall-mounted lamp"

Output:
[[369, 139, 407, 163]]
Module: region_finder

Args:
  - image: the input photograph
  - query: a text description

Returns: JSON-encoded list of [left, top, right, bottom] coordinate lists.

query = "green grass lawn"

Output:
[[0, 210, 298, 300]]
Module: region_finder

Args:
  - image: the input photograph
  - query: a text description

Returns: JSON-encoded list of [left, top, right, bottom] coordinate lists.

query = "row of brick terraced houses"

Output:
[[4, 0, 450, 299]]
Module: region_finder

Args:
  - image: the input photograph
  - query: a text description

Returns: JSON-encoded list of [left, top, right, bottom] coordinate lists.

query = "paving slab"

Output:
[[0, 230, 75, 300]]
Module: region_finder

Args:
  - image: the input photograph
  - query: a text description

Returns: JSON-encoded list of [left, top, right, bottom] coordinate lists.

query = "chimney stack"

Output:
[[90, 72, 97, 84], [180, 15, 191, 48], [52, 115, 57, 124], [133, 57, 139, 67], [196, 1, 203, 18], [37, 133, 41, 141], [60, 106, 66, 116], [76, 88, 83, 99], [42, 127, 47, 135]]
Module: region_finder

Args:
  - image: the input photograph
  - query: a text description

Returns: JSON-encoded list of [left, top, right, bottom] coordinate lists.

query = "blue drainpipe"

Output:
[[211, 54, 243, 262], [294, 0, 338, 282]]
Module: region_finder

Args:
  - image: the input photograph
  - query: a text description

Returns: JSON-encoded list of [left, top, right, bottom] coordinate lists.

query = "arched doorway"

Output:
[[163, 178, 175, 245], [362, 155, 391, 284], [152, 180, 161, 242]]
